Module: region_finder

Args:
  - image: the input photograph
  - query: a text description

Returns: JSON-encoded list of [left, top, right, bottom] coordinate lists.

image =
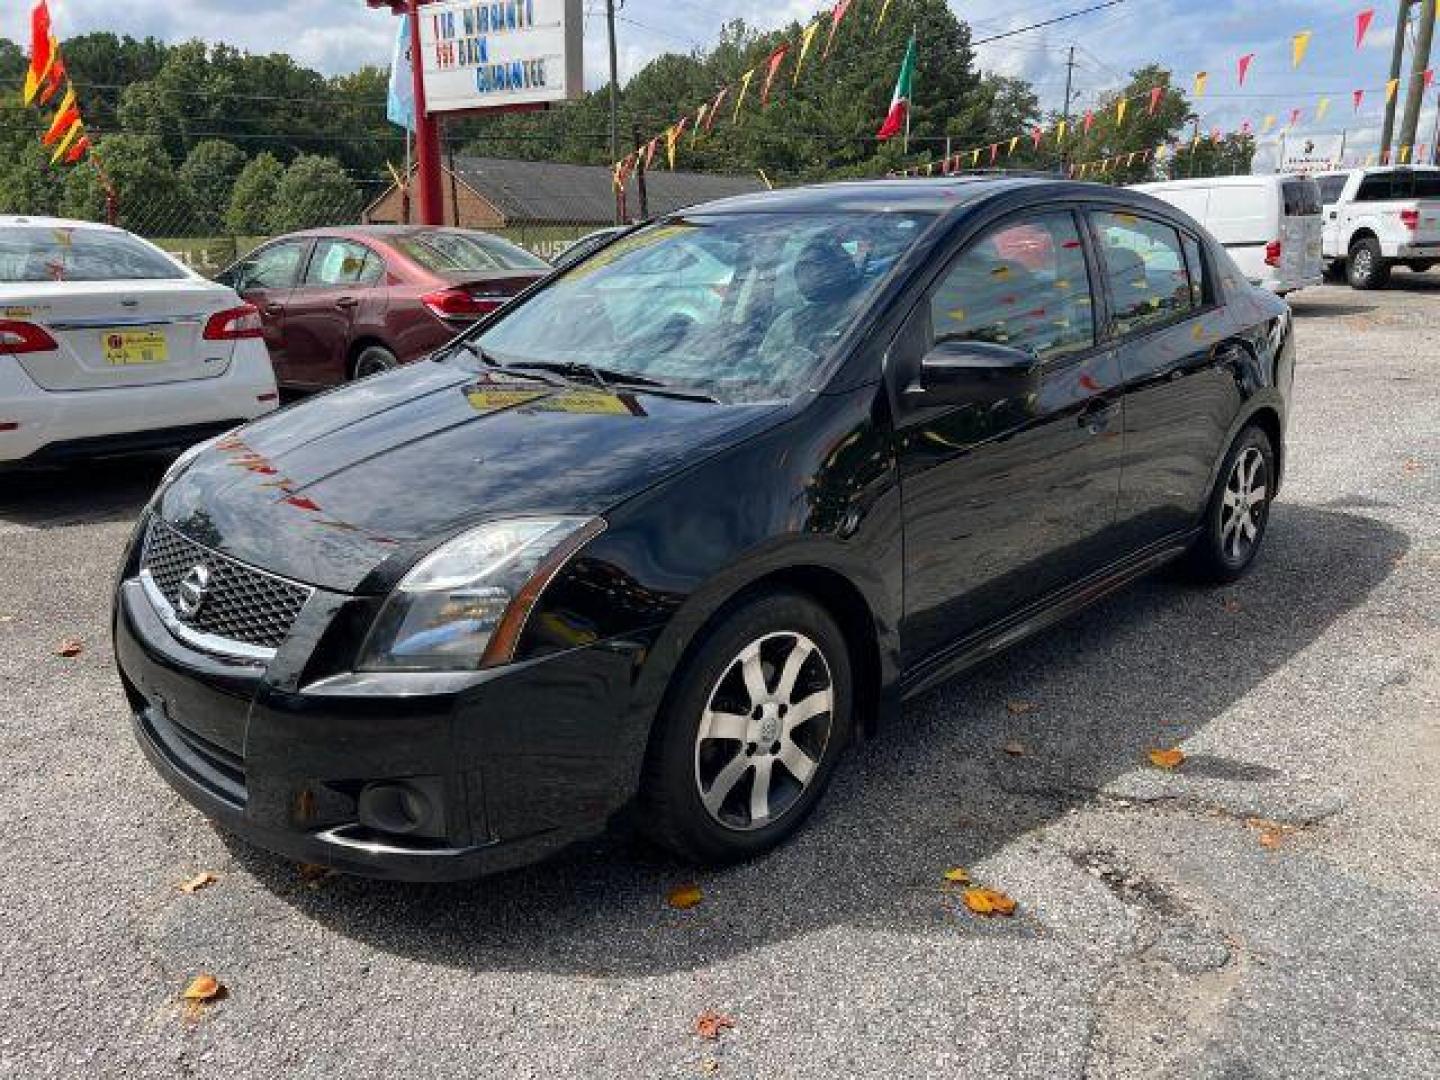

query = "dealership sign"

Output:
[[417, 0, 583, 113]]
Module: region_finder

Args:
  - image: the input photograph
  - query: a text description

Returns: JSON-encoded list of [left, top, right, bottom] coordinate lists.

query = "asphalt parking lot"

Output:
[[2, 276, 1437, 1079]]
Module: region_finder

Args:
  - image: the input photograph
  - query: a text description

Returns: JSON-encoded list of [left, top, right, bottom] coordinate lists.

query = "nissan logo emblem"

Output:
[[176, 564, 211, 618]]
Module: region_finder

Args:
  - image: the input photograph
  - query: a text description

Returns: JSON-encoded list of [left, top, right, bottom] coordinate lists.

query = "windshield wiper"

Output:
[[504, 360, 719, 403], [439, 339, 568, 386]]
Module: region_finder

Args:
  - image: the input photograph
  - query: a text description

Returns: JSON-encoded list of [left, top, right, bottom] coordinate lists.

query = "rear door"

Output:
[[895, 208, 1125, 663], [1279, 178, 1323, 285], [279, 238, 385, 386], [0, 224, 240, 390], [231, 239, 311, 381], [1092, 209, 1241, 549]]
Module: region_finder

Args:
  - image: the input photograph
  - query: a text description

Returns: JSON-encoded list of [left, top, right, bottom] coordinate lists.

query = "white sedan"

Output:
[[1, 216, 278, 466]]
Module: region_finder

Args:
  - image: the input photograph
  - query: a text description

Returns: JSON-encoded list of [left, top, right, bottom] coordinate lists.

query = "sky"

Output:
[[6, 0, 1438, 162]]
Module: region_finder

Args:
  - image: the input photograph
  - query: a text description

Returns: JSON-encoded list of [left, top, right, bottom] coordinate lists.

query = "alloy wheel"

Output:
[[1352, 248, 1373, 280], [1220, 446, 1268, 562], [694, 631, 834, 832], [355, 350, 397, 379]]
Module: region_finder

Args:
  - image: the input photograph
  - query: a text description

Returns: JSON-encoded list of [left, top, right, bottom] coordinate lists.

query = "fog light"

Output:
[[357, 781, 435, 836]]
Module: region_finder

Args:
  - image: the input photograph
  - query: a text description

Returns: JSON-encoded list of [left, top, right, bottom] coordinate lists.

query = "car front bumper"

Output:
[[0, 339, 277, 465], [114, 570, 651, 882]]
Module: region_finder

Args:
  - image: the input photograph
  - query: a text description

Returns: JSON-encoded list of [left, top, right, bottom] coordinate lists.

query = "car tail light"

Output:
[[203, 304, 264, 340], [1400, 209, 1419, 231], [421, 288, 506, 321], [1264, 240, 1282, 267], [0, 319, 58, 355]]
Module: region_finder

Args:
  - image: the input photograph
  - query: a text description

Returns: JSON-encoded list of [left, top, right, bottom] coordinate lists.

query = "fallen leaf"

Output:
[[178, 872, 218, 894], [181, 974, 223, 1002], [55, 638, 84, 658], [963, 887, 1018, 917], [699, 1058, 720, 1074], [942, 867, 971, 885], [1006, 699, 1038, 716], [1402, 459, 1424, 474], [695, 1009, 734, 1040], [1147, 748, 1186, 771], [1002, 740, 1028, 757], [667, 882, 703, 910], [1258, 830, 1284, 850]]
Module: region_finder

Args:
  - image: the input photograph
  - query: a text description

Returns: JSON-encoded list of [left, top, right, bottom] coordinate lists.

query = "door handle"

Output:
[[1078, 399, 1119, 435], [334, 296, 359, 309], [261, 303, 283, 317]]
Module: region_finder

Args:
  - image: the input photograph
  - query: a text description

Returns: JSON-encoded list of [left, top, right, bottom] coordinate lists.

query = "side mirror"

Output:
[[911, 340, 1040, 407]]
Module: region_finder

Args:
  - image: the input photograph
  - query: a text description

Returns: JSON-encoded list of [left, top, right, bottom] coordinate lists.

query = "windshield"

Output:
[[0, 226, 187, 283], [472, 211, 933, 403], [393, 230, 549, 273]]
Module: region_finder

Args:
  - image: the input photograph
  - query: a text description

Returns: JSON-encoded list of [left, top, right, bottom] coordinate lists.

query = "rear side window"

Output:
[[1282, 180, 1322, 216], [1092, 211, 1195, 336], [0, 226, 187, 283], [305, 239, 384, 286], [1414, 172, 1440, 198], [929, 211, 1095, 362], [1357, 172, 1403, 201], [1316, 175, 1349, 204], [1181, 233, 1208, 307], [394, 230, 549, 273]]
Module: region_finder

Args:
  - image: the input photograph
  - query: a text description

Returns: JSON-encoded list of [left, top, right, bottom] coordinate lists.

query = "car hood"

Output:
[[158, 360, 783, 592]]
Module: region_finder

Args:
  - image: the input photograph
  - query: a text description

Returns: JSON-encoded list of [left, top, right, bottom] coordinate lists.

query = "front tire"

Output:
[[640, 590, 853, 864], [1347, 237, 1390, 290], [352, 344, 398, 380], [1184, 425, 1276, 584]]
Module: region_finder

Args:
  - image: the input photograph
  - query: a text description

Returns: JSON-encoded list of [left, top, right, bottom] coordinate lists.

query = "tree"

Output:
[[180, 140, 246, 233], [60, 134, 192, 235], [225, 151, 283, 235], [268, 154, 359, 232], [0, 100, 65, 216]]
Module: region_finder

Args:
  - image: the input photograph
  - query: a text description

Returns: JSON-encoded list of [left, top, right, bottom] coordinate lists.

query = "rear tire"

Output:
[[639, 590, 853, 865], [1347, 237, 1390, 290], [1184, 425, 1276, 585], [352, 344, 398, 380]]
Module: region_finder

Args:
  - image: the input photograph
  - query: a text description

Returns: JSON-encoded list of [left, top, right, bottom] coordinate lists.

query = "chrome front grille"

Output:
[[141, 518, 311, 655]]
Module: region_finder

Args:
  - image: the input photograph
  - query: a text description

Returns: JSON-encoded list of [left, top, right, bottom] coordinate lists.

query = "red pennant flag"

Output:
[[1353, 89, 1365, 112], [23, 0, 58, 105], [1211, 127, 1222, 145], [1031, 126, 1044, 150], [41, 88, 79, 145], [643, 137, 658, 171], [1289, 107, 1302, 127], [1237, 53, 1255, 86], [1241, 119, 1253, 135], [760, 43, 789, 106], [823, 0, 852, 59], [64, 134, 90, 164], [990, 142, 999, 164], [705, 87, 727, 132], [1356, 9, 1375, 50], [1426, 68, 1436, 89], [1147, 86, 1164, 115], [1083, 109, 1095, 134]]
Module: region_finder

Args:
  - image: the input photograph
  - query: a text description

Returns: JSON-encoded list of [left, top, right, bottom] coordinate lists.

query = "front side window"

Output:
[[473, 211, 934, 403], [0, 226, 187, 283], [305, 239, 383, 286], [929, 212, 1095, 362], [242, 242, 307, 290], [1093, 211, 1194, 336]]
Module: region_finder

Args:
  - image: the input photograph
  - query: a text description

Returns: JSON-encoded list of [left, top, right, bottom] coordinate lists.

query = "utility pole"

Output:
[[1399, 0, 1437, 156], [1380, 0, 1415, 163], [606, 0, 622, 223], [1060, 44, 1076, 173]]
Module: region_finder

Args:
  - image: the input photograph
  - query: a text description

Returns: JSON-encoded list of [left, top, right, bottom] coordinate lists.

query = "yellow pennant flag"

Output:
[[50, 119, 83, 164], [1116, 97, 1128, 125], [1400, 144, 1411, 163], [1056, 119, 1067, 142], [1008, 134, 1019, 156], [1194, 71, 1208, 98], [733, 68, 756, 122], [1155, 143, 1168, 162], [692, 103, 707, 143], [1386, 78, 1400, 104], [666, 120, 686, 169], [874, 0, 894, 31], [971, 147, 981, 166], [793, 20, 821, 84], [1291, 30, 1312, 69], [1316, 97, 1331, 121], [1262, 114, 1276, 133]]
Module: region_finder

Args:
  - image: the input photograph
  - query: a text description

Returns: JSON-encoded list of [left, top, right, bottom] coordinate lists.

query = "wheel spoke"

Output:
[[739, 647, 770, 706], [749, 756, 774, 824], [699, 709, 748, 742], [777, 737, 817, 784], [773, 637, 814, 704], [1249, 484, 1267, 504], [1223, 487, 1241, 509], [786, 689, 832, 730], [1240, 513, 1257, 541], [703, 751, 752, 815]]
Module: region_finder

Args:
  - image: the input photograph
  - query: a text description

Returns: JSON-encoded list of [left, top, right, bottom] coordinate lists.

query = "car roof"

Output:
[[283, 224, 508, 240], [0, 215, 124, 232], [1134, 174, 1298, 190], [675, 175, 1070, 216]]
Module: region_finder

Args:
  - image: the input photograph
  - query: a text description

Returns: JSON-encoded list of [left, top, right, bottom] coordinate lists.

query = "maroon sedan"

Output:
[[217, 226, 551, 388]]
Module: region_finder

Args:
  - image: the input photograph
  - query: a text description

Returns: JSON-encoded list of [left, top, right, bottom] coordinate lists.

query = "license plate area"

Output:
[[101, 329, 168, 365]]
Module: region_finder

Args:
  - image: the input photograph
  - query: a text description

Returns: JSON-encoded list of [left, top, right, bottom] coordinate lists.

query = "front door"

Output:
[[895, 209, 1125, 667], [233, 239, 311, 382]]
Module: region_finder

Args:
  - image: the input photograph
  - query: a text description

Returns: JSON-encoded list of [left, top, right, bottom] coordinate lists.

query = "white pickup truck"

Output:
[[1315, 166, 1440, 289]]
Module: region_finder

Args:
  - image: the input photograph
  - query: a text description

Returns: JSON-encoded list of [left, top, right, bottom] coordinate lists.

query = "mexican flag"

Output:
[[876, 34, 916, 142]]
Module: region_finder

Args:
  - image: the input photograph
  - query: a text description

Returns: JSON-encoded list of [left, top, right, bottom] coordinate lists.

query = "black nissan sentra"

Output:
[[113, 178, 1293, 880]]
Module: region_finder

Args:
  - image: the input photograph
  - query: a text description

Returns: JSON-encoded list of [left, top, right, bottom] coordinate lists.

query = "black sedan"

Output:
[[113, 177, 1293, 880]]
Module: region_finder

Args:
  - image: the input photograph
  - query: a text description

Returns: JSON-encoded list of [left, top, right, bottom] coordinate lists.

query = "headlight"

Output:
[[358, 516, 605, 672]]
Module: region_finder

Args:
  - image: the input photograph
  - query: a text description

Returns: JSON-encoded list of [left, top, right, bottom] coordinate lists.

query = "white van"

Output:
[[1131, 175, 1324, 294]]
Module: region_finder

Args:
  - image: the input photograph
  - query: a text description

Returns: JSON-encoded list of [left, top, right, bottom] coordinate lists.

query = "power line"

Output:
[[971, 0, 1130, 46]]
